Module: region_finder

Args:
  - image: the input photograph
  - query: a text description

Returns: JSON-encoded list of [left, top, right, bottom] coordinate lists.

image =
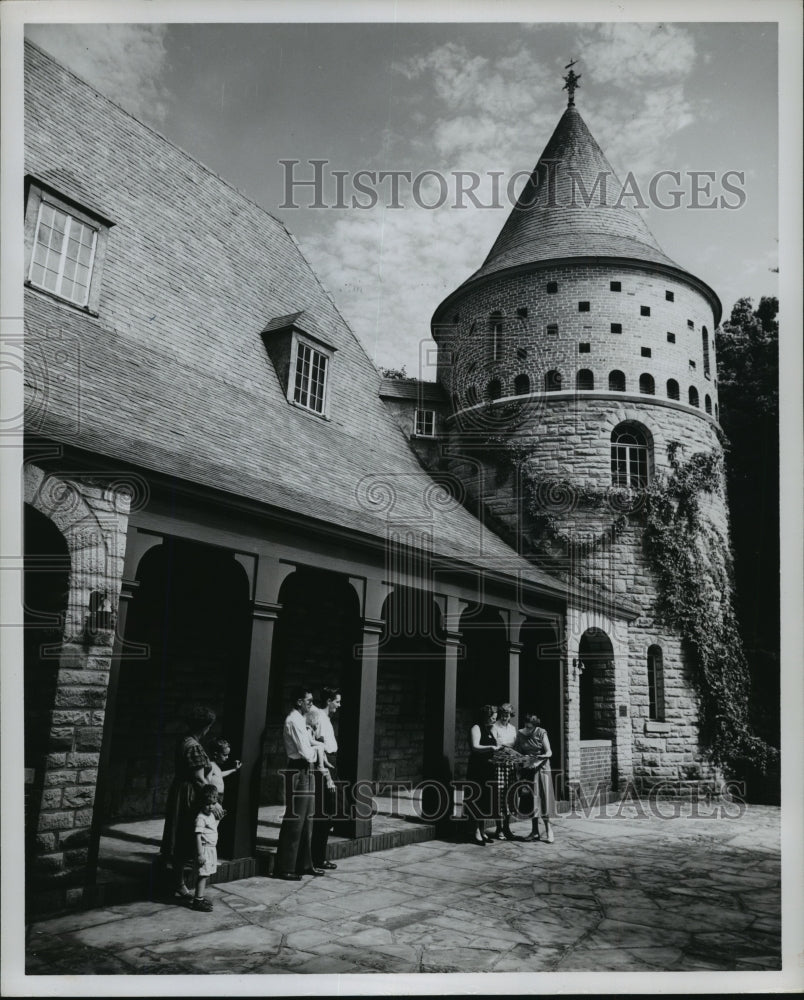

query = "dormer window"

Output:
[[415, 409, 436, 437], [261, 311, 336, 419], [293, 338, 330, 414], [24, 178, 114, 314]]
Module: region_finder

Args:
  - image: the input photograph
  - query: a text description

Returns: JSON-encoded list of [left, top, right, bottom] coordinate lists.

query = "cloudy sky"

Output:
[[25, 17, 779, 377]]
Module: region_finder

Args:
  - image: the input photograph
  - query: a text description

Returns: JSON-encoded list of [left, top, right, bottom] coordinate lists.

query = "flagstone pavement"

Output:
[[25, 803, 781, 977]]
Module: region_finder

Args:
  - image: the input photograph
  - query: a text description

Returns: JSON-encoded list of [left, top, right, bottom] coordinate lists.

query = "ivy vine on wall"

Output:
[[474, 433, 778, 776]]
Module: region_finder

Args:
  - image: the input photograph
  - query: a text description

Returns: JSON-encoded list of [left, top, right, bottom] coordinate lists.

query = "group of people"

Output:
[[159, 704, 241, 911], [160, 693, 554, 912], [160, 687, 342, 909], [466, 703, 556, 845]]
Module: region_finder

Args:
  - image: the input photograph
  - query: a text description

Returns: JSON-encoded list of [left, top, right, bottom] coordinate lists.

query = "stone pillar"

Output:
[[229, 557, 294, 859], [23, 465, 132, 914], [500, 611, 526, 708]]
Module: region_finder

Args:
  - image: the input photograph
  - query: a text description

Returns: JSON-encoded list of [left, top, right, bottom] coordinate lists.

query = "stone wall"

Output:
[[24, 463, 130, 914]]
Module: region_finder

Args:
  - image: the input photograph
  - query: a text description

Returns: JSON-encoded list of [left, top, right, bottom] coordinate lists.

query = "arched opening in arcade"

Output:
[[261, 568, 361, 806], [101, 537, 251, 860], [454, 604, 509, 779], [519, 617, 564, 796], [373, 587, 446, 790]]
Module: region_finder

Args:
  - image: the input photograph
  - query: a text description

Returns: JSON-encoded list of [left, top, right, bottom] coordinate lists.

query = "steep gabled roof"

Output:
[[434, 104, 721, 323], [25, 41, 615, 607]]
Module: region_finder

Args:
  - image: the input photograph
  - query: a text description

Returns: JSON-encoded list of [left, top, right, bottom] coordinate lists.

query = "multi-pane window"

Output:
[[702, 327, 711, 378], [611, 425, 650, 487], [293, 341, 329, 414], [415, 409, 436, 437], [29, 202, 98, 307], [490, 314, 504, 361]]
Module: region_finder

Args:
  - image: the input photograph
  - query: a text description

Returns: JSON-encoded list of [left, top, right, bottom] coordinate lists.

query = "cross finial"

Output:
[[562, 59, 581, 106]]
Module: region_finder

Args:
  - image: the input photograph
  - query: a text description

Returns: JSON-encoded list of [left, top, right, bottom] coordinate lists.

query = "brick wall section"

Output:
[[437, 263, 719, 418], [24, 464, 129, 913], [579, 741, 613, 796]]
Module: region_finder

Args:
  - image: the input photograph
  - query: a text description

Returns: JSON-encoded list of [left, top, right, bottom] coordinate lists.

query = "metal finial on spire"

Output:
[[562, 60, 581, 106]]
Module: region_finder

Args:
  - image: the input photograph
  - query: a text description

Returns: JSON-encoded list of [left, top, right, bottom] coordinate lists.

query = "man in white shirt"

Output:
[[310, 687, 341, 870], [272, 687, 325, 881]]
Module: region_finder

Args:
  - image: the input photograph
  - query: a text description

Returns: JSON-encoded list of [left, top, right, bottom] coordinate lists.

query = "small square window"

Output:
[[415, 409, 436, 437], [641, 347, 652, 358], [516, 306, 528, 318], [546, 281, 558, 293], [610, 281, 622, 292], [640, 306, 651, 317], [546, 324, 558, 336], [667, 332, 676, 343], [689, 359, 696, 369], [611, 323, 622, 334], [687, 319, 695, 329], [666, 290, 675, 302], [578, 301, 590, 312], [579, 342, 591, 353]]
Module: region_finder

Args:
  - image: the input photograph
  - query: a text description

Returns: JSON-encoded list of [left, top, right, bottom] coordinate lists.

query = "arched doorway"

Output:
[[520, 618, 564, 791], [578, 628, 616, 793], [103, 537, 251, 857], [262, 568, 361, 804], [24, 504, 70, 880], [373, 588, 445, 787]]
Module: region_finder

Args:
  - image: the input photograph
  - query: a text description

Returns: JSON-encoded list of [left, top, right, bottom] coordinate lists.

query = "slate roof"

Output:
[[23, 42, 606, 606], [435, 105, 720, 322], [378, 379, 447, 403]]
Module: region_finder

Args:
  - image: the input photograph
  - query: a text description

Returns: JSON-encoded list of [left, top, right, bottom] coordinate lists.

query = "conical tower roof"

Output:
[[434, 102, 720, 323]]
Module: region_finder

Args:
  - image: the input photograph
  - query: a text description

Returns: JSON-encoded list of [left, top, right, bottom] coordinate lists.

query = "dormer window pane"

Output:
[[294, 341, 328, 413], [29, 202, 97, 307]]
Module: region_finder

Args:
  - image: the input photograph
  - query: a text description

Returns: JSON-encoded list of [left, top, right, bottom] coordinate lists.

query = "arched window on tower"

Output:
[[608, 370, 626, 392], [514, 373, 530, 396], [639, 373, 655, 395], [486, 377, 502, 401], [647, 645, 665, 721], [667, 378, 680, 400], [545, 369, 562, 392], [611, 422, 651, 487], [702, 327, 710, 378], [705, 394, 712, 414], [576, 369, 594, 391], [689, 386, 699, 407], [490, 312, 504, 361]]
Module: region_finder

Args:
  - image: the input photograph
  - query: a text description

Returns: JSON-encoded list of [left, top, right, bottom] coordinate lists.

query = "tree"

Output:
[[715, 297, 779, 756], [379, 366, 408, 380]]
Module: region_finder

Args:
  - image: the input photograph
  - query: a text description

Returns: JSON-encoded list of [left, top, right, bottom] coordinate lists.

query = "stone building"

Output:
[[416, 91, 726, 796], [22, 41, 728, 917]]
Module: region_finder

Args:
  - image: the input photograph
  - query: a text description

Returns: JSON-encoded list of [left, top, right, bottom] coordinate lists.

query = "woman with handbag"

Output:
[[515, 713, 556, 843]]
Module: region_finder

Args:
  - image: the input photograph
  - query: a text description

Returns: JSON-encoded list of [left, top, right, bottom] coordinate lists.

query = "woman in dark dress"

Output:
[[465, 704, 498, 846], [161, 704, 222, 898]]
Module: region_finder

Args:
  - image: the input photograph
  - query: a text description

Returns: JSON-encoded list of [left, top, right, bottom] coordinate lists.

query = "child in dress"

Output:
[[204, 738, 241, 804], [193, 784, 222, 912]]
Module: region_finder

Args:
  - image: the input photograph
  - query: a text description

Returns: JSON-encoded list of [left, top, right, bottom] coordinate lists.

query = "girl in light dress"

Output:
[[491, 703, 518, 840]]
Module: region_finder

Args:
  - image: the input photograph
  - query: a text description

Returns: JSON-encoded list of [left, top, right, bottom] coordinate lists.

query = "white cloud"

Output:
[[580, 23, 697, 84], [26, 24, 170, 123]]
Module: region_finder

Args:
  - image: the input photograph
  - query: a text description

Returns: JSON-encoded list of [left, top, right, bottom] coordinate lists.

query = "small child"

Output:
[[193, 784, 222, 912], [205, 738, 241, 804], [305, 707, 336, 791]]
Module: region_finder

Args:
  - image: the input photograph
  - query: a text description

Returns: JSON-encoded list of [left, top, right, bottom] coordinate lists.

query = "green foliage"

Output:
[[490, 441, 778, 776], [379, 365, 409, 380]]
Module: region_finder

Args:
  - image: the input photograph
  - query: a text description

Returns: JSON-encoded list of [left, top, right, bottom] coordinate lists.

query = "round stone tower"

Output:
[[431, 85, 729, 795]]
